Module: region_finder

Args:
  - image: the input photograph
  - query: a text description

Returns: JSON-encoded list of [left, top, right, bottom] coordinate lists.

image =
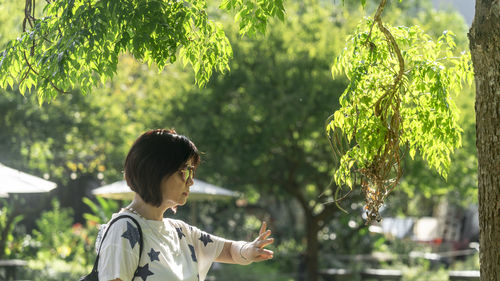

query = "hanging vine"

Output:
[[326, 0, 473, 224]]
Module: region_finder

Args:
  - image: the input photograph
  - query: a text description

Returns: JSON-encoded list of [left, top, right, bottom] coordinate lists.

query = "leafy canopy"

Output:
[[327, 1, 473, 222], [0, 0, 284, 103]]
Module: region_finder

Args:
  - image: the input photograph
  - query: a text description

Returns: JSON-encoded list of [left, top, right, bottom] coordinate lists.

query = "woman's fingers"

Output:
[[254, 249, 274, 261], [252, 221, 274, 262], [254, 254, 273, 262], [255, 248, 274, 257], [257, 229, 272, 241], [256, 238, 274, 249], [248, 244, 275, 262], [259, 221, 267, 236]]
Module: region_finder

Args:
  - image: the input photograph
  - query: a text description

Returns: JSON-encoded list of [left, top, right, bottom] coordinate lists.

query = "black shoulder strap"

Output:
[[90, 214, 144, 274]]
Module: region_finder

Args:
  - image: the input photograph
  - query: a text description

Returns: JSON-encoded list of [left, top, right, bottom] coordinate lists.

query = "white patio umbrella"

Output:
[[92, 179, 239, 201], [0, 163, 57, 197]]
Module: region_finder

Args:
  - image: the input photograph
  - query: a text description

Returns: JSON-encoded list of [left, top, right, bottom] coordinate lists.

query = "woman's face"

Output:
[[160, 159, 195, 208]]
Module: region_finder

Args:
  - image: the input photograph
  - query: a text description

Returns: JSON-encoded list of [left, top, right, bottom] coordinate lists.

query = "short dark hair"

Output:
[[124, 129, 200, 206]]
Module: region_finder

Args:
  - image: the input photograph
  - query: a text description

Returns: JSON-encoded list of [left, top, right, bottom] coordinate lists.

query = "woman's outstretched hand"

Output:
[[225, 221, 275, 265], [245, 221, 275, 262]]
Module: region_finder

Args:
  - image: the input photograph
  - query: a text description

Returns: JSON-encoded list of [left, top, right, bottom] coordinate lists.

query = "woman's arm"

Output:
[[215, 221, 274, 264], [215, 242, 235, 263]]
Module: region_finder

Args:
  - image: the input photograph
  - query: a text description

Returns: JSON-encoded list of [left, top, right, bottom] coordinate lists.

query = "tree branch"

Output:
[[376, 20, 405, 100], [22, 51, 69, 94], [366, 0, 387, 43]]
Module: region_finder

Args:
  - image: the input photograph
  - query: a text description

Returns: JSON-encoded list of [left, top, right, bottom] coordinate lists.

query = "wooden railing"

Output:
[[0, 259, 27, 281], [321, 268, 480, 281], [449, 270, 480, 281], [321, 268, 403, 281]]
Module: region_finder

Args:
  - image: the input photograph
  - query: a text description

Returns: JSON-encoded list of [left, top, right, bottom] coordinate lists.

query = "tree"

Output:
[[328, 0, 473, 223], [368, 1, 478, 219], [468, 1, 500, 279], [166, 4, 354, 280], [328, 0, 498, 279], [0, 0, 284, 102], [387, 84, 477, 217], [0, 54, 197, 222], [1, 2, 381, 279], [165, 5, 478, 279], [0, 0, 498, 279]]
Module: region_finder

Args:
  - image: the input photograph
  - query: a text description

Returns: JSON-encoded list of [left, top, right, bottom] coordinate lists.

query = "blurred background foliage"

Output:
[[0, 0, 477, 280]]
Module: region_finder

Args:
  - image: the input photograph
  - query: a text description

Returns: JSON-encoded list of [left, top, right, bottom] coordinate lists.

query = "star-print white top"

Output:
[[95, 211, 226, 281]]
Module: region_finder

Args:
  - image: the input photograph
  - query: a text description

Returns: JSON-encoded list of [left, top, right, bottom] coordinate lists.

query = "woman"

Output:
[[96, 129, 274, 281]]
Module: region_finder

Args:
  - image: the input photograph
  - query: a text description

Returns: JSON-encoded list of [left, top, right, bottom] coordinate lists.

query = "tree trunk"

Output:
[[305, 217, 320, 281], [468, 1, 500, 280]]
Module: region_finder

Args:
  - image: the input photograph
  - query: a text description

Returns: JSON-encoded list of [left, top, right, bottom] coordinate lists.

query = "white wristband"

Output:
[[230, 241, 253, 265]]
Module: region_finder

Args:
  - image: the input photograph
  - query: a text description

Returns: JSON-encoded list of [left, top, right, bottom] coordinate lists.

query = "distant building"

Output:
[[377, 202, 479, 251]]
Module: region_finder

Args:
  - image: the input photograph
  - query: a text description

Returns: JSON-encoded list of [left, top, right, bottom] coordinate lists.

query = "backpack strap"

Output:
[[90, 214, 144, 275]]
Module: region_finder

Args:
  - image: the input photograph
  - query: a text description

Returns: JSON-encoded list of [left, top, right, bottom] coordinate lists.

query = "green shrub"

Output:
[[26, 199, 95, 280], [0, 198, 24, 258], [401, 261, 449, 281]]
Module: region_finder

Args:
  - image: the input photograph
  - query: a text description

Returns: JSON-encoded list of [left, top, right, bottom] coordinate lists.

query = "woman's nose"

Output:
[[187, 177, 194, 186]]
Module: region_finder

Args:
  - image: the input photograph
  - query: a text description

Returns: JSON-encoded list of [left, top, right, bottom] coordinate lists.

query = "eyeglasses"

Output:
[[179, 165, 195, 183]]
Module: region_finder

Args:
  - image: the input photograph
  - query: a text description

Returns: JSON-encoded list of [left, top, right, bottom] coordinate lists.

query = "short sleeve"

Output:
[[174, 220, 226, 281], [97, 217, 141, 281]]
